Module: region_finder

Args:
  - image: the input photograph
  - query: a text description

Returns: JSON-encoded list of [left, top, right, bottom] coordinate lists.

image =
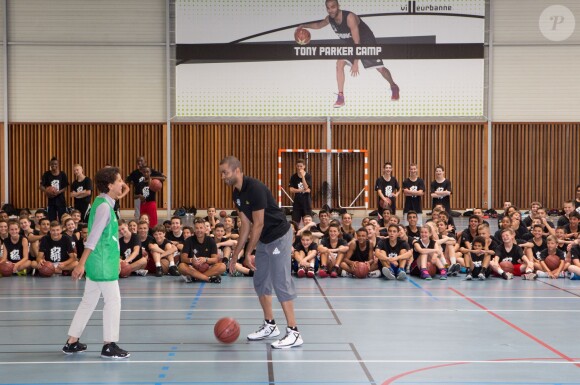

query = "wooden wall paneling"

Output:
[[492, 123, 580, 210], [170, 123, 326, 211]]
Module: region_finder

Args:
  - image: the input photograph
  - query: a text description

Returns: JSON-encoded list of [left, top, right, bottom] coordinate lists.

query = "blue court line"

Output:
[[155, 282, 206, 381], [407, 278, 439, 301]]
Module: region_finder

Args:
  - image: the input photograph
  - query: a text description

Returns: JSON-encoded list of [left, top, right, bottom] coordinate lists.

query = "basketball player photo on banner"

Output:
[[176, 0, 485, 118]]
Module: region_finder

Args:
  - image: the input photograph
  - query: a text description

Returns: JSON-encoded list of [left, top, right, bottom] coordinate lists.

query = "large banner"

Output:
[[176, 0, 485, 118]]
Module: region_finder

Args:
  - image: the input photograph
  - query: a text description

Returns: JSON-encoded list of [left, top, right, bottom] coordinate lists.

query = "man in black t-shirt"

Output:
[[71, 164, 93, 223], [39, 157, 69, 222], [220, 156, 302, 349], [179, 219, 225, 282], [569, 244, 580, 280]]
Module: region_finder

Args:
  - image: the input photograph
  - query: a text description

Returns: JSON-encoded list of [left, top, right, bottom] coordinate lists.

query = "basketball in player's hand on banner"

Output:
[[294, 28, 311, 45]]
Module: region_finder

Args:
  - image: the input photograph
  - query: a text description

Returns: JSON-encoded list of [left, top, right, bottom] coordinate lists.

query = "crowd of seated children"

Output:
[[2, 197, 579, 285]]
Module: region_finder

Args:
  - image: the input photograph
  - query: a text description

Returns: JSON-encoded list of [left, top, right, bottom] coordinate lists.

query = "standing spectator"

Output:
[[39, 157, 69, 222], [289, 159, 313, 225], [430, 165, 452, 213], [375, 162, 400, 215], [135, 167, 159, 229], [70, 164, 93, 223], [402, 163, 425, 225], [125, 156, 166, 220]]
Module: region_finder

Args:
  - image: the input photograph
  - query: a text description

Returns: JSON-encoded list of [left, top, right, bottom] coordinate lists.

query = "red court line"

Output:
[[381, 357, 576, 385], [450, 287, 580, 368]]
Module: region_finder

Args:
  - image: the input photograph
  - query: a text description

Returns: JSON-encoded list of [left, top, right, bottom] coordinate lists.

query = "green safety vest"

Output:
[[86, 196, 120, 281]]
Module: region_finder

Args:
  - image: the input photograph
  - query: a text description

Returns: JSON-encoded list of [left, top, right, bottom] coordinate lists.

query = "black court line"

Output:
[[266, 344, 275, 385], [537, 280, 580, 298], [313, 278, 342, 325], [349, 343, 377, 385]]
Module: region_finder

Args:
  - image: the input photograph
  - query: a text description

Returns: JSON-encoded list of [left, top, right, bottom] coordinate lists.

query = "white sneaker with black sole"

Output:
[[271, 327, 303, 349], [247, 321, 280, 341]]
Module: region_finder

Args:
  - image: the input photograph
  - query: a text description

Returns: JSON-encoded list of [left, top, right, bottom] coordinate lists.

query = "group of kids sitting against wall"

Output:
[[1, 202, 579, 283]]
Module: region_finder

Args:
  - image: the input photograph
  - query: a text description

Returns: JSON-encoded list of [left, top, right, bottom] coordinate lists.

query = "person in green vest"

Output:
[[62, 167, 130, 359]]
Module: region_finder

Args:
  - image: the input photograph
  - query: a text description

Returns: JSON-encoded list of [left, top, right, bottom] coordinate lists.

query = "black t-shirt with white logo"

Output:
[[402, 177, 425, 213], [135, 180, 156, 202], [375, 176, 400, 211], [430, 179, 452, 212], [539, 248, 565, 262], [41, 171, 69, 206], [377, 238, 410, 258], [495, 244, 524, 263], [120, 233, 141, 261], [71, 177, 93, 206], [3, 236, 27, 262], [39, 235, 74, 263], [289, 172, 313, 204]]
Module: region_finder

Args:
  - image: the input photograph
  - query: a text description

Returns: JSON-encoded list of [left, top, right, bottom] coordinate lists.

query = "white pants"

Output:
[[68, 278, 121, 343]]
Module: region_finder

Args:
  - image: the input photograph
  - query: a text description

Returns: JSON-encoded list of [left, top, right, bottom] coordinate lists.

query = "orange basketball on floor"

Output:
[[353, 261, 369, 279], [499, 261, 514, 274], [426, 261, 437, 277], [149, 179, 162, 192], [214, 317, 240, 344], [544, 255, 561, 271], [119, 261, 132, 278], [0, 261, 14, 277], [38, 262, 55, 277], [294, 28, 311, 45]]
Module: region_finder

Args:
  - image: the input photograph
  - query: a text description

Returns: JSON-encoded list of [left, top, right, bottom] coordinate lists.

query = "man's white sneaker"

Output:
[[247, 321, 280, 341], [271, 327, 303, 349]]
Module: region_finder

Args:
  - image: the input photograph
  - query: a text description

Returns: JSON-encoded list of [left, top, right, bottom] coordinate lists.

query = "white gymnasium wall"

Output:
[[6, 0, 167, 122], [492, 0, 580, 121]]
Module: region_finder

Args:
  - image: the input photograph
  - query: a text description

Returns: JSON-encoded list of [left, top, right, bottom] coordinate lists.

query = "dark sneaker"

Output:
[[478, 272, 487, 281], [391, 84, 400, 100], [333, 93, 345, 108], [168, 265, 180, 276], [448, 263, 461, 277], [465, 273, 473, 281], [62, 340, 87, 354], [208, 275, 221, 284], [155, 266, 163, 277], [439, 269, 448, 280], [420, 269, 432, 280], [101, 342, 130, 359]]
